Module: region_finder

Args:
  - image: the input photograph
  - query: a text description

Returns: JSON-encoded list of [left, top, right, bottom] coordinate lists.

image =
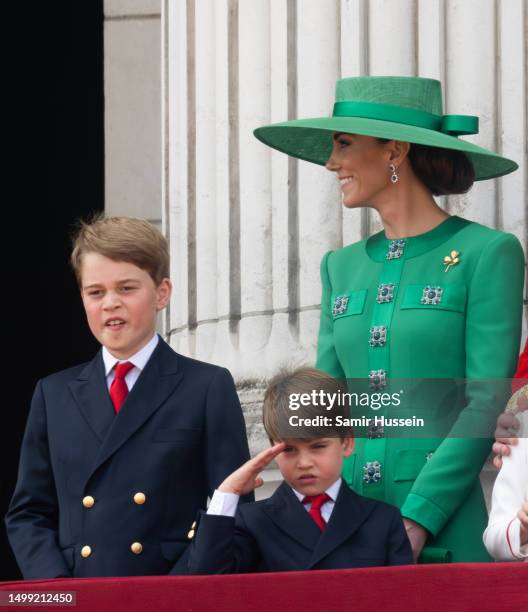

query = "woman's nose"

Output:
[[325, 145, 339, 171]]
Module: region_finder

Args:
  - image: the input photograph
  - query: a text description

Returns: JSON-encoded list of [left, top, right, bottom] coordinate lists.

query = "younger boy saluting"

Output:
[[6, 216, 251, 578], [187, 368, 412, 573]]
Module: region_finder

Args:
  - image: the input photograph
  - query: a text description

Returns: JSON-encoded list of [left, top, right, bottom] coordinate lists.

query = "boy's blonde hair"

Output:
[[70, 214, 170, 287], [262, 367, 352, 441]]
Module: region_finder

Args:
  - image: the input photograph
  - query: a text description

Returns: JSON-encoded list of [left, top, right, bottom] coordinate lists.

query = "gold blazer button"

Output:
[[82, 496, 95, 509], [131, 542, 143, 555], [187, 529, 195, 540], [80, 545, 92, 558], [133, 492, 146, 505]]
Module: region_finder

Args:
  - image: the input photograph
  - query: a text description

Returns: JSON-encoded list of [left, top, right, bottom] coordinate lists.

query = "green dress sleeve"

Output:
[[316, 250, 346, 379], [400, 232, 525, 535]]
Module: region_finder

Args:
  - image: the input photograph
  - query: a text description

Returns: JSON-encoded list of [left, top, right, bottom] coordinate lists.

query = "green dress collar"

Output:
[[365, 215, 471, 262]]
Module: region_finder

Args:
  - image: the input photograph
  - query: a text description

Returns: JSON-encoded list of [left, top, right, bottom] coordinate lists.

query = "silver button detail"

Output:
[[363, 461, 382, 484], [421, 286, 443, 305], [332, 295, 349, 317], [369, 369, 387, 390], [367, 423, 384, 439], [376, 283, 396, 304], [386, 239, 406, 260], [369, 326, 387, 347]]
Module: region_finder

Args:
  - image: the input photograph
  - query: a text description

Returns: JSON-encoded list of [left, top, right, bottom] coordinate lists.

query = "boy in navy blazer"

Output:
[[187, 368, 412, 573], [5, 216, 251, 579]]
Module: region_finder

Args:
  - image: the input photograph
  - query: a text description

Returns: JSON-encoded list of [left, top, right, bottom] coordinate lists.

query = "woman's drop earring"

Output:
[[389, 163, 399, 184]]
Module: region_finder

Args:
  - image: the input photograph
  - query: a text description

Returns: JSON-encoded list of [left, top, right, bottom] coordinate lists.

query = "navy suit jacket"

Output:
[[5, 336, 251, 579], [187, 479, 413, 573]]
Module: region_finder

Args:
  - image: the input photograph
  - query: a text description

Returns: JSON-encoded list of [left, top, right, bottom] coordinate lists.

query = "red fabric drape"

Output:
[[1, 564, 527, 612]]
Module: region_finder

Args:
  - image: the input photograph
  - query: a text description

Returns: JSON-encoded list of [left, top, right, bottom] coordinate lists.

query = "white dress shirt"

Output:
[[102, 333, 159, 392], [207, 477, 342, 524], [483, 410, 528, 561]]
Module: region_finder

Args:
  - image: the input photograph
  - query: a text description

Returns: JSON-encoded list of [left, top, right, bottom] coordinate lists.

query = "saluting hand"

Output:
[[218, 442, 286, 496]]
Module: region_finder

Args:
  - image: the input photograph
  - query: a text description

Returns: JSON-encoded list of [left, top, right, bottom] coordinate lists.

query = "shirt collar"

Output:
[[291, 477, 342, 504], [102, 333, 159, 376]]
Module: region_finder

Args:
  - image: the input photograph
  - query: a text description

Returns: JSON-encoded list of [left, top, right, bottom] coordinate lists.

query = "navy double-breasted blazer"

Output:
[[5, 336, 251, 579], [187, 479, 412, 574]]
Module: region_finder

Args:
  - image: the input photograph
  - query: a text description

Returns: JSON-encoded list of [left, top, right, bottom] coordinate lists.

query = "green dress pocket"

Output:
[[331, 289, 368, 319], [400, 283, 467, 313]]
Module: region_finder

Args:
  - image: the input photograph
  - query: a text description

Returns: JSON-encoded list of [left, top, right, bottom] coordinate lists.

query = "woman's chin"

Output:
[[342, 198, 368, 209]]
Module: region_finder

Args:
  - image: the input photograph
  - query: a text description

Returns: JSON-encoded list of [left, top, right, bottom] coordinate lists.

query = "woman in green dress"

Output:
[[254, 76, 525, 562]]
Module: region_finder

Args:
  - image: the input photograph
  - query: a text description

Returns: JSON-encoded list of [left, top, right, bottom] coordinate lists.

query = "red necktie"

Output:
[[110, 362, 135, 413], [302, 493, 331, 531]]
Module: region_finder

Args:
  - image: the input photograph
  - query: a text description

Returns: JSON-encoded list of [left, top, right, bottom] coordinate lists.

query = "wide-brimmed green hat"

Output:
[[253, 76, 517, 180]]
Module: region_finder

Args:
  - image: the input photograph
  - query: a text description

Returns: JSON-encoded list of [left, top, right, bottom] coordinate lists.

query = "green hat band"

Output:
[[332, 101, 479, 137]]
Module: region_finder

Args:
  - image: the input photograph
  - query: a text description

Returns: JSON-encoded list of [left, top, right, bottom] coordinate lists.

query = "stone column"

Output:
[[104, 0, 162, 227]]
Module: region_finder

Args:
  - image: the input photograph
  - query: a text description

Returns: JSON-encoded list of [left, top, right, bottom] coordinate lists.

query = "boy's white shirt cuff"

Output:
[[508, 517, 528, 559], [207, 489, 240, 517]]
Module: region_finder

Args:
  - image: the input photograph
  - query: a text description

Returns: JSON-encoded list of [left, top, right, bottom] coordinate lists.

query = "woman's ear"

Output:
[[390, 140, 411, 168], [387, 140, 411, 168]]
